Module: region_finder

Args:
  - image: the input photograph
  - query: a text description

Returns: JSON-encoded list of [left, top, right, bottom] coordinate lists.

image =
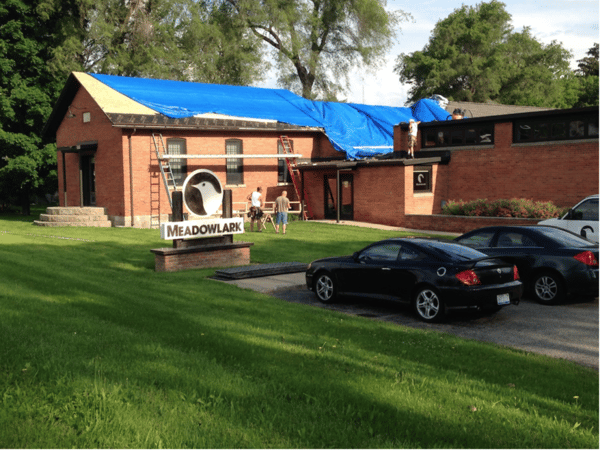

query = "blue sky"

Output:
[[256, 0, 599, 106]]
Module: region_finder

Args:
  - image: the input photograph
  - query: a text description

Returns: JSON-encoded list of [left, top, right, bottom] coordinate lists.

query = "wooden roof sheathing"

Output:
[[72, 72, 157, 116]]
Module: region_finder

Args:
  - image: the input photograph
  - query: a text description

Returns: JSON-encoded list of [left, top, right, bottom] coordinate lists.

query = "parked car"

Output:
[[454, 226, 599, 304], [538, 195, 599, 243], [305, 238, 522, 323]]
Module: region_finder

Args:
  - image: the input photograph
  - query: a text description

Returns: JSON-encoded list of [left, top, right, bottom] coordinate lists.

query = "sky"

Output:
[[255, 0, 599, 106]]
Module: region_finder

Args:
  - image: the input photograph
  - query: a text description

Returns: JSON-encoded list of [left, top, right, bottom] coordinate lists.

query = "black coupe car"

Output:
[[454, 226, 599, 304], [305, 238, 523, 322]]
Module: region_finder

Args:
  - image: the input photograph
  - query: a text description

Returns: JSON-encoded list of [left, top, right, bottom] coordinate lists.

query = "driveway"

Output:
[[222, 272, 599, 370]]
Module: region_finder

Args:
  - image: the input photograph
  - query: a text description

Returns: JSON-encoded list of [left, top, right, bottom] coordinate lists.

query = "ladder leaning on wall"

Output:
[[279, 135, 313, 220], [150, 133, 178, 228]]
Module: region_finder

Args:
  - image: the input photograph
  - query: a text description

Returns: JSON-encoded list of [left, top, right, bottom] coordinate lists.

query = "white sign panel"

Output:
[[160, 218, 244, 240]]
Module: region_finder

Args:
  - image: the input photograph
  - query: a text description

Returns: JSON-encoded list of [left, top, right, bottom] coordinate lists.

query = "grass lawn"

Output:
[[0, 209, 598, 448]]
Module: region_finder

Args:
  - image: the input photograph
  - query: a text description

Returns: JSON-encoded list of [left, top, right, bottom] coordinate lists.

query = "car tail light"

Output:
[[456, 269, 481, 286], [574, 251, 599, 266], [513, 265, 520, 280]]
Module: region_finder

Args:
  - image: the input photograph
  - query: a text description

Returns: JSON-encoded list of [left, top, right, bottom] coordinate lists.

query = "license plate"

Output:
[[497, 293, 510, 305]]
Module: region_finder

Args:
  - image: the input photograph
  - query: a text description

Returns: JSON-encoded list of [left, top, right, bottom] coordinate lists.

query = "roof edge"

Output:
[[42, 73, 81, 141]]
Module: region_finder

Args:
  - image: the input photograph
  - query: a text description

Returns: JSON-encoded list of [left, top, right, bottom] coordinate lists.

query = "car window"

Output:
[[571, 199, 599, 221], [417, 240, 487, 261], [495, 232, 538, 247], [359, 243, 400, 262], [398, 246, 420, 260], [534, 227, 596, 247], [456, 231, 495, 248]]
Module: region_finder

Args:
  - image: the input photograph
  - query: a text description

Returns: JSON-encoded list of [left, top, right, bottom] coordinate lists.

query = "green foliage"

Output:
[[394, 0, 577, 107], [442, 198, 570, 219], [0, 218, 597, 448], [223, 0, 408, 99]]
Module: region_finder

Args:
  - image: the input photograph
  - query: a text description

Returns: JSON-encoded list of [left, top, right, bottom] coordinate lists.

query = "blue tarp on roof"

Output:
[[91, 73, 450, 159]]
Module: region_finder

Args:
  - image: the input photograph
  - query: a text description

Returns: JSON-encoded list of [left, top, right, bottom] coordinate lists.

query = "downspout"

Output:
[[336, 169, 340, 223], [128, 129, 136, 227], [61, 150, 67, 206]]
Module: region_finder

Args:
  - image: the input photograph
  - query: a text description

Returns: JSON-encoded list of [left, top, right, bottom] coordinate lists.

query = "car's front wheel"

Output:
[[314, 272, 336, 303], [532, 271, 565, 304], [413, 287, 445, 322]]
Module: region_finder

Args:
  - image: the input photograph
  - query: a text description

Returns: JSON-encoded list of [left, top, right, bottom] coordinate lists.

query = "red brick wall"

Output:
[[56, 88, 125, 218], [151, 243, 252, 272], [394, 121, 599, 208]]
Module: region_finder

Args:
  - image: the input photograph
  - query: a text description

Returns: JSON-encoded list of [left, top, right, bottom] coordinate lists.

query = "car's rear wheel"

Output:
[[314, 272, 336, 303], [413, 287, 445, 322], [532, 271, 565, 304]]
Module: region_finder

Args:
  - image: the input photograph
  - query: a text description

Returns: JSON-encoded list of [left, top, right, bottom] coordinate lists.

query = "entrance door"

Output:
[[80, 154, 96, 206], [324, 173, 353, 220]]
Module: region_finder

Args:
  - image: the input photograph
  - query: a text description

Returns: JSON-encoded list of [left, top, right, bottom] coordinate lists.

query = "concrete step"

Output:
[[45, 206, 107, 216], [33, 220, 112, 227], [214, 262, 308, 280], [34, 206, 112, 228]]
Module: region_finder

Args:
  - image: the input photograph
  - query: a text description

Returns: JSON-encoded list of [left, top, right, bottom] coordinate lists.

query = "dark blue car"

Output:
[[306, 238, 523, 322], [455, 226, 599, 304]]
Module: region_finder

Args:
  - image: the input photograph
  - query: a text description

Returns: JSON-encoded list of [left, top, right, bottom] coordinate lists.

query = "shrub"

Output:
[[442, 198, 569, 219]]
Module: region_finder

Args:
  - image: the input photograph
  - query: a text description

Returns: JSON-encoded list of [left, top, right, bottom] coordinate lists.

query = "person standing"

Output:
[[274, 190, 291, 234], [247, 186, 263, 232], [408, 119, 421, 159]]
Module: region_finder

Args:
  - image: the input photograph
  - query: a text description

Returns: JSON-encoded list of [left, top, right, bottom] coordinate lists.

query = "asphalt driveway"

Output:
[[219, 272, 599, 370]]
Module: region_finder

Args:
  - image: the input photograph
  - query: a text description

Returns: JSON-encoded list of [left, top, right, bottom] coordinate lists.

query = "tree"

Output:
[[46, 0, 266, 85], [577, 43, 599, 77], [0, 0, 62, 214], [394, 0, 573, 107], [222, 0, 408, 100]]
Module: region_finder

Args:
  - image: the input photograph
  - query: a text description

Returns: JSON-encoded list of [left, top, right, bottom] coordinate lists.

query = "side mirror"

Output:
[[352, 252, 359, 261], [564, 209, 573, 220]]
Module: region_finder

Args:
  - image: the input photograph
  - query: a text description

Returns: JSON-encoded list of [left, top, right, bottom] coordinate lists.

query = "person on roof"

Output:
[[408, 119, 421, 159]]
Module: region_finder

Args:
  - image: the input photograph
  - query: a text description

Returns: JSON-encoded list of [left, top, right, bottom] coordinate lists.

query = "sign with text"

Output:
[[160, 217, 244, 240]]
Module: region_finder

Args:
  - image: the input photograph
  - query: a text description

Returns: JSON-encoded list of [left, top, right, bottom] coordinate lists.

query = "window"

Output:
[[166, 138, 187, 185], [277, 140, 292, 183], [571, 199, 599, 221], [456, 231, 495, 249], [514, 112, 598, 143], [225, 139, 243, 185], [495, 232, 538, 248], [422, 123, 494, 148], [359, 243, 401, 262]]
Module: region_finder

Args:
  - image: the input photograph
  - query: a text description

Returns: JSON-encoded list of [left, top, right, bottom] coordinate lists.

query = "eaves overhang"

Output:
[[106, 113, 324, 133], [297, 156, 446, 171]]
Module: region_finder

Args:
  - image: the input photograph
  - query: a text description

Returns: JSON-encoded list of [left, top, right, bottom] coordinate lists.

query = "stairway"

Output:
[[34, 207, 112, 227]]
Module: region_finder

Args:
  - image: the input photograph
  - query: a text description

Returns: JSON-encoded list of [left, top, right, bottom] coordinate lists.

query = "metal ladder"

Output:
[[280, 135, 313, 220], [150, 133, 178, 227]]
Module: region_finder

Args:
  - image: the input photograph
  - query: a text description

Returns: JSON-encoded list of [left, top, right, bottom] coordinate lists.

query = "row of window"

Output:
[[166, 138, 292, 186], [420, 112, 598, 148], [514, 114, 599, 143]]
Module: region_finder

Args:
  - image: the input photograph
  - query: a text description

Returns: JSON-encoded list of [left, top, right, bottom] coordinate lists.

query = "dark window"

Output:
[[514, 113, 598, 143], [456, 231, 495, 248], [359, 243, 401, 262], [422, 123, 494, 148], [277, 140, 292, 183], [166, 138, 187, 185], [571, 199, 599, 221], [495, 232, 538, 247], [225, 139, 243, 185]]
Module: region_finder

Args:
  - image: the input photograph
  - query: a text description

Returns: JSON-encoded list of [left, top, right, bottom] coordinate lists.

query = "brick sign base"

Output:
[[151, 241, 253, 272]]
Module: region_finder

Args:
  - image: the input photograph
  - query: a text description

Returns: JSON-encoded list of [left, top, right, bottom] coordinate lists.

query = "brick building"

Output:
[[299, 106, 599, 228], [43, 72, 598, 230]]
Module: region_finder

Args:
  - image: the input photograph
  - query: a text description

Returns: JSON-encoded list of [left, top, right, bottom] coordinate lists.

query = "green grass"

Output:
[[0, 210, 598, 448]]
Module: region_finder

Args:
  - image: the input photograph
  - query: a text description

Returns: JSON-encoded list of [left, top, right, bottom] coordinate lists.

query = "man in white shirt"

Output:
[[247, 186, 263, 231]]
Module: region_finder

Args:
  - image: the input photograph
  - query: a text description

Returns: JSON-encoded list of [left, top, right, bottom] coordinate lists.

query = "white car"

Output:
[[539, 195, 599, 243]]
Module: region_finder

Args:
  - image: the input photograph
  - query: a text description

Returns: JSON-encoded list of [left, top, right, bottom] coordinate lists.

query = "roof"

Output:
[[44, 72, 452, 159], [446, 101, 555, 118]]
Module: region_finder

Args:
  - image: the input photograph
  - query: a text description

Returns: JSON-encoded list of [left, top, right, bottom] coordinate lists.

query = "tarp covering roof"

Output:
[[90, 73, 451, 159]]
